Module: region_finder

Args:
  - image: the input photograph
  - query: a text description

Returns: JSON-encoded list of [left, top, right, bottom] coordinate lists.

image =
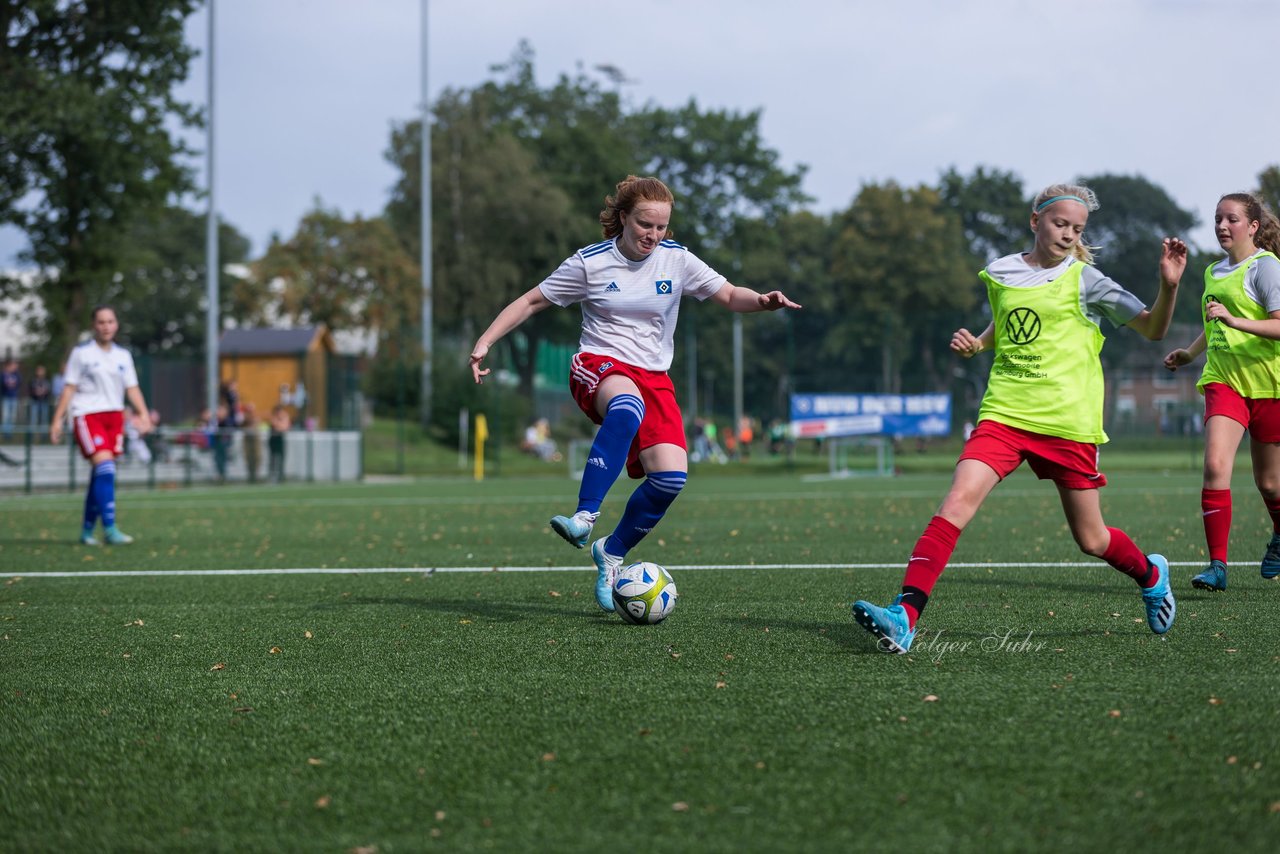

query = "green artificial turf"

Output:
[[1, 469, 1277, 851]]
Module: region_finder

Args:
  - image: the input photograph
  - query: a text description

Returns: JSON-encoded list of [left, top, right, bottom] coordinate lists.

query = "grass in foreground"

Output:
[[1, 470, 1278, 851]]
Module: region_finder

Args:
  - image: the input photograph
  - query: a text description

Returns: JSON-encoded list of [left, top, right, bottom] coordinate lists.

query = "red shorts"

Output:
[[1203, 382, 1280, 442], [569, 352, 686, 478], [959, 419, 1107, 489], [73, 411, 125, 460]]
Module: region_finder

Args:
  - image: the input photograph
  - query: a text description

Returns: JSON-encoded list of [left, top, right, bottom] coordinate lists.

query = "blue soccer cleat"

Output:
[[591, 538, 622, 612], [79, 530, 100, 546], [1191, 559, 1227, 592], [1261, 533, 1280, 580], [852, 595, 917, 654], [550, 511, 596, 549], [1141, 554, 1176, 635], [103, 526, 135, 546]]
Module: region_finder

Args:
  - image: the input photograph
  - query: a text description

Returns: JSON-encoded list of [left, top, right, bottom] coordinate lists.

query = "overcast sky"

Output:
[[3, 0, 1277, 269]]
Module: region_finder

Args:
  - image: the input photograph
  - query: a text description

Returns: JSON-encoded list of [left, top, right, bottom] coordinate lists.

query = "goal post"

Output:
[[568, 437, 594, 481], [802, 435, 895, 481]]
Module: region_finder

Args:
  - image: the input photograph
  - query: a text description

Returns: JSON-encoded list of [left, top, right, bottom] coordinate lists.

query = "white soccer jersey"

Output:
[[538, 238, 727, 371], [64, 340, 139, 417]]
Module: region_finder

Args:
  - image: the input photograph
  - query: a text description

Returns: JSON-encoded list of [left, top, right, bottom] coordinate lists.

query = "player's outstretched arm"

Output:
[[711, 282, 802, 313], [469, 286, 553, 384], [1126, 237, 1187, 341]]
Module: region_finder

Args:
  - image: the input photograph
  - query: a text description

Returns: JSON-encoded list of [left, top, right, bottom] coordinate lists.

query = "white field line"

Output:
[[5, 560, 1206, 579], [0, 484, 1202, 512]]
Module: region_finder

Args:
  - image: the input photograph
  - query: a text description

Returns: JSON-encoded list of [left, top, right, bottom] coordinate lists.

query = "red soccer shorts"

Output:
[[959, 419, 1107, 489], [1202, 382, 1280, 442], [569, 352, 686, 478], [73, 410, 125, 460]]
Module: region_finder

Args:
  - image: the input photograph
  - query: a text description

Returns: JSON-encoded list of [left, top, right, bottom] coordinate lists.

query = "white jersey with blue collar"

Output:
[[64, 340, 139, 417], [538, 237, 726, 371]]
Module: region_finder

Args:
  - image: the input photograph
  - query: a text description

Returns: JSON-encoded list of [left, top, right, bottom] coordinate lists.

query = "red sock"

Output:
[[1263, 494, 1280, 535], [1202, 488, 1231, 563], [899, 516, 961, 626], [1102, 527, 1153, 587]]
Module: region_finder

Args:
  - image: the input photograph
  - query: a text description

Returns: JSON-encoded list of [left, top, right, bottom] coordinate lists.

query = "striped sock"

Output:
[[606, 471, 687, 558], [576, 394, 644, 515], [92, 459, 117, 530]]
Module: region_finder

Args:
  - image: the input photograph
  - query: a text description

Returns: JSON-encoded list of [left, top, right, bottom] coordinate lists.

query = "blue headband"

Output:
[[1035, 194, 1086, 212]]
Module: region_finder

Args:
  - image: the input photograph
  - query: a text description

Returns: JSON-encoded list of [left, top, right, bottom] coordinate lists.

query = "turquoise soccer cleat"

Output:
[[591, 538, 622, 612], [79, 530, 100, 546], [103, 526, 135, 545], [852, 595, 917, 654], [550, 511, 595, 549], [1261, 533, 1280, 580], [1191, 559, 1227, 592], [1141, 554, 1176, 634]]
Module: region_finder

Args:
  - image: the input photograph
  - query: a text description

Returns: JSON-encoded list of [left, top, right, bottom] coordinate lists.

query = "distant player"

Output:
[[50, 305, 152, 545], [469, 175, 801, 611], [852, 183, 1188, 653], [1164, 192, 1280, 591]]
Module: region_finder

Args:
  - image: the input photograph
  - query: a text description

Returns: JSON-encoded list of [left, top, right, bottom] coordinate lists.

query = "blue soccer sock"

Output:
[[605, 470, 687, 558], [91, 459, 118, 530], [82, 469, 100, 533], [576, 394, 644, 515]]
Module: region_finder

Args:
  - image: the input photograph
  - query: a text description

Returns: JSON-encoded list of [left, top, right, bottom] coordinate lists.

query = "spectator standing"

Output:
[[28, 365, 52, 436], [242, 402, 262, 483], [1, 359, 20, 440], [211, 402, 232, 481], [268, 404, 291, 482]]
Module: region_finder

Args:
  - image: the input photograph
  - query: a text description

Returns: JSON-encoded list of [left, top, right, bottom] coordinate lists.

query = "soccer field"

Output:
[[2, 470, 1278, 851]]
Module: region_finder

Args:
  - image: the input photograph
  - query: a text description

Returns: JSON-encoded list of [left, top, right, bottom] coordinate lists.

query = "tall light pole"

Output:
[[732, 313, 743, 439], [204, 0, 219, 416], [419, 0, 433, 426]]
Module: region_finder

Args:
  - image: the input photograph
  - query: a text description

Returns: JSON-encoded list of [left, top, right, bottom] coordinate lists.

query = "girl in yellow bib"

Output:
[[1164, 193, 1280, 592], [852, 183, 1188, 653]]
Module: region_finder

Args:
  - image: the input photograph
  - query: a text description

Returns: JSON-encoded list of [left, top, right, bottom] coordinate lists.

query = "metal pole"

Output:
[[732, 313, 743, 441], [419, 0, 433, 426], [685, 312, 697, 422], [205, 0, 220, 417]]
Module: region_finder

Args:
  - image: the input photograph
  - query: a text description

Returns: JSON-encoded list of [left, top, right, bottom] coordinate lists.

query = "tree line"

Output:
[[4, 6, 1279, 431]]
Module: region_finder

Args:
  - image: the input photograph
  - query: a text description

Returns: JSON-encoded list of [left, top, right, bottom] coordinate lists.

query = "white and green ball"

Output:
[[611, 562, 677, 624]]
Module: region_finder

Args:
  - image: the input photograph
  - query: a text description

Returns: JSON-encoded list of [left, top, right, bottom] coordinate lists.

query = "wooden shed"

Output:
[[219, 326, 336, 427]]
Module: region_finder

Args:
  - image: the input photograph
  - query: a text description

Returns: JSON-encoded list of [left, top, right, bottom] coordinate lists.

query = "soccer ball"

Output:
[[611, 561, 678, 625]]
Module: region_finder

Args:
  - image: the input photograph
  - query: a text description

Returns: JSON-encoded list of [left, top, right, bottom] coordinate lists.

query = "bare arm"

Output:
[[1163, 330, 1206, 372], [1124, 238, 1188, 341], [126, 386, 152, 434], [1204, 303, 1280, 341], [709, 281, 802, 313], [48, 383, 75, 444], [469, 286, 555, 384]]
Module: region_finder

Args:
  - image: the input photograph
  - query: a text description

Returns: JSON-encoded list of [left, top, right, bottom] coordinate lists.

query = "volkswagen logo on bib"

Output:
[[1006, 308, 1041, 345]]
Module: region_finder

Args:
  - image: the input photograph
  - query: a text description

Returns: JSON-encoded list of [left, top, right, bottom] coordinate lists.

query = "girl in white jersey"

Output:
[[852, 183, 1188, 653], [1164, 193, 1280, 591], [50, 306, 152, 545], [469, 175, 801, 612]]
